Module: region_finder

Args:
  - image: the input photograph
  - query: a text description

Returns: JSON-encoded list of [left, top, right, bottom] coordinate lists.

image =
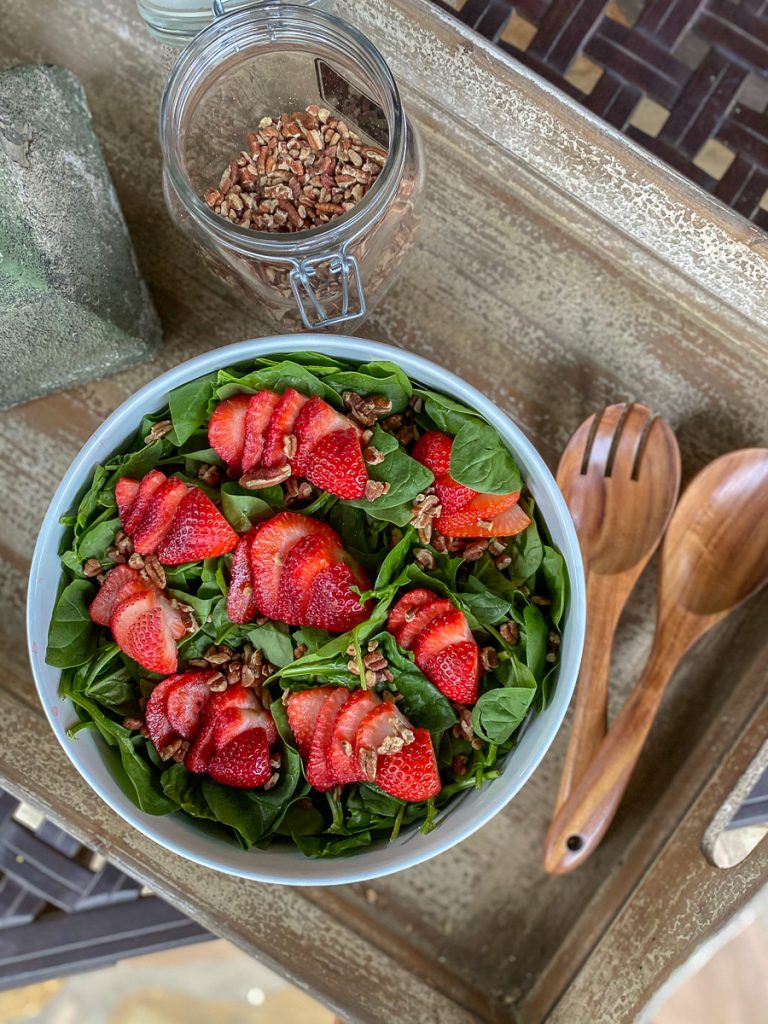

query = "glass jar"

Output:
[[160, 4, 424, 331], [136, 0, 330, 48]]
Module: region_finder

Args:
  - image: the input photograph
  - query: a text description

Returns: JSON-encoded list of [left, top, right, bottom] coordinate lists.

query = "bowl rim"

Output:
[[27, 334, 585, 885]]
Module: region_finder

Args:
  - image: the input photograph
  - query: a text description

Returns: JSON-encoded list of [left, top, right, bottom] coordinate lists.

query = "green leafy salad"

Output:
[[46, 352, 567, 857]]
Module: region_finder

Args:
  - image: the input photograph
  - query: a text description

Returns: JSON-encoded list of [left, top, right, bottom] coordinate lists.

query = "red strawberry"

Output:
[[164, 671, 217, 740], [132, 477, 188, 555], [354, 702, 415, 781], [303, 427, 367, 500], [375, 728, 441, 802], [328, 689, 381, 784], [249, 512, 331, 620], [226, 527, 261, 625], [185, 684, 260, 773], [110, 590, 178, 674], [306, 687, 350, 791], [387, 589, 437, 635], [293, 397, 360, 476], [208, 395, 250, 471], [115, 477, 140, 522], [414, 608, 473, 669], [144, 674, 185, 753], [435, 491, 522, 538], [483, 501, 531, 538], [242, 391, 280, 473], [286, 687, 334, 759], [156, 487, 239, 564], [411, 431, 452, 476], [434, 474, 477, 514], [279, 533, 337, 623], [396, 597, 453, 651], [305, 562, 371, 632], [424, 642, 479, 703], [262, 389, 308, 468], [157, 594, 188, 641], [88, 565, 149, 626], [213, 704, 278, 749], [208, 727, 272, 788], [122, 470, 166, 536]]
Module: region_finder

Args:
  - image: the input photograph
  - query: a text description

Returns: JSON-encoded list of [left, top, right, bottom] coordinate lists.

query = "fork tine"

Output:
[[607, 403, 653, 478], [579, 403, 631, 478]]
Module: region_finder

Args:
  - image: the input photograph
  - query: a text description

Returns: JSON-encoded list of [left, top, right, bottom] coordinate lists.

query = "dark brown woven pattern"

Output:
[[435, 0, 768, 229]]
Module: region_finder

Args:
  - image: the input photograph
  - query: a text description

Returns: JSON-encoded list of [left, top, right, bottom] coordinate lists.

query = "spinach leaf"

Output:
[[292, 627, 332, 654], [168, 372, 216, 444], [293, 832, 372, 857], [247, 622, 294, 667], [373, 528, 416, 589], [275, 801, 326, 837], [471, 686, 536, 744], [47, 580, 97, 669], [496, 654, 536, 690], [375, 634, 456, 732], [84, 666, 137, 714], [506, 521, 544, 583], [541, 545, 567, 626], [416, 389, 482, 435], [450, 420, 522, 495], [215, 362, 337, 404], [459, 576, 512, 627], [324, 360, 412, 413], [77, 516, 120, 561], [220, 483, 281, 531], [200, 782, 269, 848], [523, 603, 548, 682], [161, 763, 217, 820], [107, 439, 167, 481], [344, 427, 432, 525], [75, 466, 108, 533]]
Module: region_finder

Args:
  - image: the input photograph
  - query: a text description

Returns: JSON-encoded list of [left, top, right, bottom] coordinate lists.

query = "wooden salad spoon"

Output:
[[544, 448, 768, 874], [551, 403, 681, 818]]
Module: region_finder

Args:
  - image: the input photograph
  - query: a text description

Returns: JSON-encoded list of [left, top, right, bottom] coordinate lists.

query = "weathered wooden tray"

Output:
[[1, 1, 767, 1020]]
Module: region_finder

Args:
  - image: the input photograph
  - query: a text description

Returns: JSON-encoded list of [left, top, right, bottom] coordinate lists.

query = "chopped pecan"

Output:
[[197, 463, 221, 486], [82, 558, 102, 577], [240, 465, 291, 489], [364, 479, 391, 502], [500, 621, 520, 645], [140, 554, 166, 590], [480, 647, 499, 670], [144, 420, 173, 444]]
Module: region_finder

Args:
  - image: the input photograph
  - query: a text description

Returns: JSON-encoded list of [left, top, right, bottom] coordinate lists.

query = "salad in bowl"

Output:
[[32, 338, 584, 882]]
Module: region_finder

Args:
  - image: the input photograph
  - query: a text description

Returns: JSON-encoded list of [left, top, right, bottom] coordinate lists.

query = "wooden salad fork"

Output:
[[547, 403, 681, 832], [544, 449, 768, 873]]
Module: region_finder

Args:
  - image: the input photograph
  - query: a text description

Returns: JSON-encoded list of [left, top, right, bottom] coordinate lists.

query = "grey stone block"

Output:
[[0, 64, 161, 410]]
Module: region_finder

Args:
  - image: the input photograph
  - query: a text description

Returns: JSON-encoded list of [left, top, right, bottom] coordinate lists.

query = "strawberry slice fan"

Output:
[[208, 390, 367, 500], [286, 688, 441, 801], [411, 429, 531, 538], [228, 511, 371, 633]]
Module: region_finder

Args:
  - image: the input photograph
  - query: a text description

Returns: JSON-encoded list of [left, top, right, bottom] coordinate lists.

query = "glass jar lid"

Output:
[[135, 0, 327, 47]]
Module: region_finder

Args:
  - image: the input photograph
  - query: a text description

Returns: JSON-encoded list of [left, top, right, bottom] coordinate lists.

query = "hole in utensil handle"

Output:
[[566, 835, 584, 852]]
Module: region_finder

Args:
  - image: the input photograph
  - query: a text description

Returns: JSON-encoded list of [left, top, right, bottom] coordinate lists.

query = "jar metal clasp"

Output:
[[289, 246, 366, 329]]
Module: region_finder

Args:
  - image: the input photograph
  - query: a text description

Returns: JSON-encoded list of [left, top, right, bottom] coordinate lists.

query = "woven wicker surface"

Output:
[[434, 0, 768, 229]]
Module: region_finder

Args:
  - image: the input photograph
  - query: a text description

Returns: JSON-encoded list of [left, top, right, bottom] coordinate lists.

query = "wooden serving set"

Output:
[[2, 1, 768, 1021], [544, 405, 768, 874]]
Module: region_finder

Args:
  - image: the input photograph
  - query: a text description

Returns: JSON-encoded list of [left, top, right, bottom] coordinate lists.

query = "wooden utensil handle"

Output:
[[554, 574, 624, 812], [543, 646, 673, 874]]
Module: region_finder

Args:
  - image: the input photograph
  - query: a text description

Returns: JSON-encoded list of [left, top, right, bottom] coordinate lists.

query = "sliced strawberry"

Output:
[[293, 397, 360, 476], [375, 728, 441, 802], [435, 491, 522, 538], [303, 427, 367, 500], [208, 727, 272, 788], [387, 589, 438, 635], [424, 642, 479, 704], [306, 687, 350, 791], [226, 527, 261, 625], [262, 389, 308, 468], [164, 671, 217, 740], [132, 477, 188, 555], [145, 674, 186, 753], [434, 474, 477, 514], [110, 590, 178, 675], [354, 702, 416, 782], [213, 704, 278, 749], [411, 430, 453, 476], [185, 684, 259, 773], [156, 487, 239, 564], [484, 501, 531, 539], [286, 687, 334, 759], [249, 512, 331, 620], [279, 533, 337, 623], [328, 689, 381, 784], [208, 395, 250, 471], [242, 391, 280, 473], [115, 477, 140, 522], [397, 598, 454, 651], [157, 594, 188, 642], [305, 562, 371, 633], [414, 608, 474, 670], [122, 470, 167, 536], [88, 565, 148, 626]]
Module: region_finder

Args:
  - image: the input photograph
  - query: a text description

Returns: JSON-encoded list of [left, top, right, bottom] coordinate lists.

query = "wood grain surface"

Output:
[[1, 0, 767, 1021]]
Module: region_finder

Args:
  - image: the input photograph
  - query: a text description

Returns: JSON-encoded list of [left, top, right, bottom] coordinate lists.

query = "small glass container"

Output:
[[160, 4, 424, 331], [136, 0, 330, 48]]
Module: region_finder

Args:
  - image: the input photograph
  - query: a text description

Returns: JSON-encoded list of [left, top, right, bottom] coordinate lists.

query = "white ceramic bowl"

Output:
[[28, 335, 585, 885]]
